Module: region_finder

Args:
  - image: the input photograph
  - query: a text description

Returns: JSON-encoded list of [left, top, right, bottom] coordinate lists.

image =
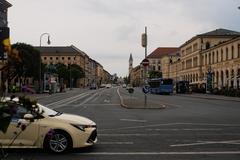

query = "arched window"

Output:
[[216, 51, 219, 63]]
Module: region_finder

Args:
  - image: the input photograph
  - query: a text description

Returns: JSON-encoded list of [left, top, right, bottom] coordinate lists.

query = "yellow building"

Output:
[[179, 28, 240, 90], [36, 45, 109, 88]]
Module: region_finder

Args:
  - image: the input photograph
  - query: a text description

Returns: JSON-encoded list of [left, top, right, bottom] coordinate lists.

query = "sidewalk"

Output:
[[177, 93, 240, 102], [117, 87, 240, 109]]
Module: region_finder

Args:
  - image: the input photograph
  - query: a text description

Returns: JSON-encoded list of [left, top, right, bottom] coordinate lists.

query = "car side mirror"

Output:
[[23, 114, 34, 122]]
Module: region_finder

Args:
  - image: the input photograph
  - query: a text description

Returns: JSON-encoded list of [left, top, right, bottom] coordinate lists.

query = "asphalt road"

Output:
[[5, 87, 240, 160]]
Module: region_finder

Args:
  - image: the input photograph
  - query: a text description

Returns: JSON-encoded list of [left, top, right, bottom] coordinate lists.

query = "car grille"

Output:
[[87, 129, 97, 143]]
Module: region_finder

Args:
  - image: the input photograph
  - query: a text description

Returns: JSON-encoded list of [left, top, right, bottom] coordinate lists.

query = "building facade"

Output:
[[36, 45, 110, 88], [178, 29, 240, 90], [0, 0, 11, 27]]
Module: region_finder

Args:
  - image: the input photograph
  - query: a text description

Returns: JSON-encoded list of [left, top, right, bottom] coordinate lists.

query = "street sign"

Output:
[[142, 86, 149, 94], [142, 58, 149, 67]]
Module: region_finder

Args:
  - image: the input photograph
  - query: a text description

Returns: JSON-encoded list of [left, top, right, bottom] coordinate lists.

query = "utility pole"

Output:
[[141, 26, 148, 107]]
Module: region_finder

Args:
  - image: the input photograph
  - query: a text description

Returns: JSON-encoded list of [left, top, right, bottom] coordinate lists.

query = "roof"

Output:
[[181, 28, 240, 47], [129, 53, 133, 62], [0, 0, 12, 8], [35, 45, 85, 57], [198, 28, 240, 37], [147, 47, 179, 59]]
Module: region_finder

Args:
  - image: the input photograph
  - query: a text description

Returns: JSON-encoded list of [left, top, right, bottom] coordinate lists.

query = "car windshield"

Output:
[[38, 104, 59, 117]]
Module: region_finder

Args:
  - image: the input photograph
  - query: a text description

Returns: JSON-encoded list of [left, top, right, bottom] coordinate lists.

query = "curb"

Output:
[[177, 94, 240, 102]]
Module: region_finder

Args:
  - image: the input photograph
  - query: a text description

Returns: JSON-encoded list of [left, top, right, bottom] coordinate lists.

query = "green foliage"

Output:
[[148, 71, 162, 79], [11, 43, 41, 80], [55, 63, 85, 87], [0, 96, 38, 133], [70, 64, 85, 80]]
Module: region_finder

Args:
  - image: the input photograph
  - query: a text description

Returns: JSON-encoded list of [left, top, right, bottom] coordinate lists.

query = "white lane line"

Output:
[[81, 104, 120, 106], [171, 140, 240, 147], [98, 142, 134, 145], [74, 92, 99, 107], [146, 128, 222, 131], [100, 122, 240, 131], [78, 151, 240, 155], [45, 93, 89, 108], [120, 119, 147, 123], [99, 133, 240, 137]]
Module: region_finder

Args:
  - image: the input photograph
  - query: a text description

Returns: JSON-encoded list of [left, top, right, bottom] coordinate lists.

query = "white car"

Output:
[[0, 97, 97, 153]]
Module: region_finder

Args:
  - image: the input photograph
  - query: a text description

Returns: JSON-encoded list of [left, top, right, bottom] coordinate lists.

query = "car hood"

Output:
[[52, 113, 96, 125]]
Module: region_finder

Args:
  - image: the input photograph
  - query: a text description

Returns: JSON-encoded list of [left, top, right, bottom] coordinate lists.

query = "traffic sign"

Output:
[[142, 86, 149, 94], [142, 58, 149, 67]]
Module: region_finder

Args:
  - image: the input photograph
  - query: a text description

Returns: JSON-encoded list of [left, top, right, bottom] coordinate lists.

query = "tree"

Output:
[[148, 71, 162, 79], [11, 43, 41, 81], [55, 63, 85, 87]]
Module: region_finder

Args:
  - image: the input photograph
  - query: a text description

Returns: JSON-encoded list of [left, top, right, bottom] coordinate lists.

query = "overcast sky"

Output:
[[7, 0, 240, 77]]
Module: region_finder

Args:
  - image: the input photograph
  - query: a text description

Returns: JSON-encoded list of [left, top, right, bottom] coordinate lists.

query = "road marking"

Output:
[[98, 133, 240, 137], [98, 142, 134, 145], [120, 119, 147, 123], [45, 93, 89, 108], [82, 104, 120, 106], [78, 151, 240, 155], [104, 99, 110, 103], [76, 92, 99, 106], [100, 122, 240, 131], [171, 140, 240, 147], [146, 128, 222, 131]]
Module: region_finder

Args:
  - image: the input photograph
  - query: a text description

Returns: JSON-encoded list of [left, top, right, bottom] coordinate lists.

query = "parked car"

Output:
[[106, 84, 112, 88], [0, 97, 97, 153], [21, 85, 36, 94]]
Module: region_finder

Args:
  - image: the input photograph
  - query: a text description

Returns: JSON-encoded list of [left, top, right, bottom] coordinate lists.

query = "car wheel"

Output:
[[44, 130, 72, 153]]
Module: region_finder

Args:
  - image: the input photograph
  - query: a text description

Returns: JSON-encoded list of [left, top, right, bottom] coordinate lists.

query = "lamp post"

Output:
[[39, 33, 51, 93]]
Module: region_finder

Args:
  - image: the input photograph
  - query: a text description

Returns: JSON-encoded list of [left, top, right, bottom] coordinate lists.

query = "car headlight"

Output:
[[71, 124, 96, 132]]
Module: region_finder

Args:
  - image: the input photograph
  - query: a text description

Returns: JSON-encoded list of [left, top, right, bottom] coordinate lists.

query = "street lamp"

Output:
[[39, 33, 51, 93]]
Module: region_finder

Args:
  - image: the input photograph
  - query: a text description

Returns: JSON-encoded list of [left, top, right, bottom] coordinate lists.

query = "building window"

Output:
[[186, 46, 192, 54], [152, 66, 156, 71], [212, 52, 215, 64], [226, 47, 228, 60], [56, 57, 59, 60], [206, 42, 210, 49], [221, 49, 223, 62], [205, 54, 207, 65], [193, 43, 198, 52], [68, 57, 71, 60], [232, 46, 234, 59], [238, 44, 240, 58], [50, 57, 52, 60], [44, 57, 47, 60], [62, 57, 64, 60], [158, 66, 161, 71], [208, 53, 211, 64], [216, 51, 219, 63]]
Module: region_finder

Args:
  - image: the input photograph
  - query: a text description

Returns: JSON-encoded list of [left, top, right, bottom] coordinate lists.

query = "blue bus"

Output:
[[148, 78, 173, 94]]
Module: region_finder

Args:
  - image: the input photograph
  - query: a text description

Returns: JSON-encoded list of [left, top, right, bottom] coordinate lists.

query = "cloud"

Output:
[[8, 0, 240, 77]]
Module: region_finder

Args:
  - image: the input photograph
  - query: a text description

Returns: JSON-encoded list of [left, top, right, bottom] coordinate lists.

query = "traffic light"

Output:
[[0, 27, 11, 60]]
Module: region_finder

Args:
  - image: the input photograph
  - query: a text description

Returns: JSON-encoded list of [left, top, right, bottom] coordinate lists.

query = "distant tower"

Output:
[[129, 53, 133, 75]]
